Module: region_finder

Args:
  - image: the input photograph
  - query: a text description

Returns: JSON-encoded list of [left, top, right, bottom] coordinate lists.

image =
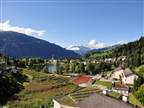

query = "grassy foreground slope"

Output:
[[7, 69, 78, 108]]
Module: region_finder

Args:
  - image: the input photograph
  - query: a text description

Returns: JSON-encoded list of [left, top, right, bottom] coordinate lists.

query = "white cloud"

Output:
[[88, 39, 109, 49], [66, 45, 80, 50], [0, 20, 45, 36], [116, 40, 128, 45], [88, 39, 128, 49]]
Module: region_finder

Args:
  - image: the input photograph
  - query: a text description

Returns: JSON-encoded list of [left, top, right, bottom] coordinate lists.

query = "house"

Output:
[[112, 67, 138, 84], [11, 69, 19, 74], [91, 59, 98, 63], [76, 91, 135, 108], [122, 56, 127, 61], [112, 82, 129, 95], [70, 59, 76, 63], [122, 68, 138, 84], [53, 89, 137, 108]]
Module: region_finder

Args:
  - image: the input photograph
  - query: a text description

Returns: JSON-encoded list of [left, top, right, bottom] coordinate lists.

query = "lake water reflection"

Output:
[[48, 64, 57, 72]]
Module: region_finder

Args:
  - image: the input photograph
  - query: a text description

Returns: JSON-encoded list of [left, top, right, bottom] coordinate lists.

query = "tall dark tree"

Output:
[[71, 61, 76, 72], [132, 76, 141, 93], [79, 63, 85, 74], [64, 63, 69, 72]]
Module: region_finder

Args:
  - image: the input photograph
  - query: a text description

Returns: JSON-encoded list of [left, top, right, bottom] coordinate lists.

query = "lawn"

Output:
[[104, 70, 113, 74], [129, 93, 144, 108], [56, 96, 76, 107], [109, 91, 122, 98], [94, 80, 112, 89], [7, 69, 78, 108]]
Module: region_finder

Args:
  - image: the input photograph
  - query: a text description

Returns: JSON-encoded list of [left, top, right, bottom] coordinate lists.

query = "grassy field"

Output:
[[7, 69, 78, 108], [129, 93, 144, 108], [56, 96, 76, 107], [56, 87, 102, 106], [109, 91, 122, 98], [94, 80, 112, 89]]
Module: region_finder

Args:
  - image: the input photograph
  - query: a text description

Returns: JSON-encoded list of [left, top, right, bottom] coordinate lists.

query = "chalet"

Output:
[[112, 67, 138, 84]]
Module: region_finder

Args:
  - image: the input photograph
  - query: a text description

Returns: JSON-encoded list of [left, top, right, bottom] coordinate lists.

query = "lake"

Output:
[[48, 64, 57, 72]]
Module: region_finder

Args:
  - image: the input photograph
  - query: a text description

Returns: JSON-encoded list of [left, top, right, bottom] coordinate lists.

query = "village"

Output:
[[0, 54, 140, 108]]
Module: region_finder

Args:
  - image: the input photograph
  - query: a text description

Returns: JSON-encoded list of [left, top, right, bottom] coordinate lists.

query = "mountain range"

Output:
[[66, 45, 91, 55], [66, 44, 120, 55], [0, 31, 80, 58]]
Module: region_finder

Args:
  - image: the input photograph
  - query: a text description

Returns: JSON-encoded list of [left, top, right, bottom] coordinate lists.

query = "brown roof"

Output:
[[123, 68, 134, 77], [76, 93, 135, 108], [114, 67, 123, 72]]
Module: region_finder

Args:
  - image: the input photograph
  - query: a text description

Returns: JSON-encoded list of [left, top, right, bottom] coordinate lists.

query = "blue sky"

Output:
[[0, 0, 143, 49]]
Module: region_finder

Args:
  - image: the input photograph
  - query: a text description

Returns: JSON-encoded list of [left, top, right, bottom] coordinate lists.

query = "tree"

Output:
[[64, 63, 69, 72], [79, 63, 85, 74], [139, 67, 144, 78], [56, 64, 63, 75], [141, 54, 144, 64], [42, 65, 48, 73], [75, 65, 80, 73], [132, 76, 141, 93], [119, 75, 122, 84], [28, 60, 33, 68], [71, 61, 76, 72], [94, 63, 101, 75], [135, 84, 144, 105], [86, 63, 94, 75]]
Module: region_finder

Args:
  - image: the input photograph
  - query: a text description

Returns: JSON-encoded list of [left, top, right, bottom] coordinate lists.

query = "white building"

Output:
[[112, 67, 138, 84]]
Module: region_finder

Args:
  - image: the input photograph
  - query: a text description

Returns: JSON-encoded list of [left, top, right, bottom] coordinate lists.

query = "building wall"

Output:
[[53, 99, 61, 108], [112, 88, 129, 95], [113, 69, 123, 79], [124, 74, 138, 84]]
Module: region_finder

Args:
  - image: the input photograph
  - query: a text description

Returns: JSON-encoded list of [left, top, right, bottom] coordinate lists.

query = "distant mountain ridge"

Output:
[[83, 44, 120, 55], [66, 45, 91, 55], [0, 31, 80, 58], [66, 44, 120, 55]]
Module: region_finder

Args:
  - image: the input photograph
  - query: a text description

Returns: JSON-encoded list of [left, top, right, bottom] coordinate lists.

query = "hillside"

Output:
[[83, 44, 120, 55], [82, 36, 144, 65], [0, 31, 80, 58]]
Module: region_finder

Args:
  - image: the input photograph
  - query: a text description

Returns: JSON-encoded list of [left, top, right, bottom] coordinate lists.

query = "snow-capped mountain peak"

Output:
[[66, 45, 91, 55]]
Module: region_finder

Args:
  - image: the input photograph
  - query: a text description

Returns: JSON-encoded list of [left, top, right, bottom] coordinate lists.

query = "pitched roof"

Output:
[[76, 93, 135, 108], [114, 67, 123, 72], [123, 68, 135, 77]]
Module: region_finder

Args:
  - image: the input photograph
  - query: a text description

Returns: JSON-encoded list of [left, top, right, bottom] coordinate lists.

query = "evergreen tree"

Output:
[[79, 63, 85, 74], [42, 65, 48, 73], [132, 76, 141, 93], [135, 84, 144, 105]]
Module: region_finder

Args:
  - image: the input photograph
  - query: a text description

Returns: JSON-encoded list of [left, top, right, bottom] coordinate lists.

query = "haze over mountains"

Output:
[[0, 31, 80, 58], [66, 44, 121, 55], [66, 45, 91, 55]]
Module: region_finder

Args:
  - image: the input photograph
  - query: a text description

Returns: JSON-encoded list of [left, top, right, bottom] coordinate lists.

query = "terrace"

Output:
[[54, 87, 102, 107]]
